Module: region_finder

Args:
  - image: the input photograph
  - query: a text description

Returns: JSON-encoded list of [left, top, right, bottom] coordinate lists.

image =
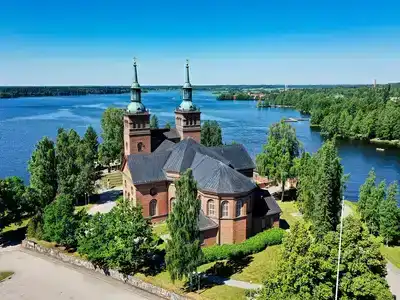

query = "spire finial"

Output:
[[133, 57, 139, 85], [185, 59, 190, 84]]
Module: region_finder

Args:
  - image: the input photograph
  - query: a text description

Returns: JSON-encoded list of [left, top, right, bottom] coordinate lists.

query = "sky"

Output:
[[1, 0, 400, 86]]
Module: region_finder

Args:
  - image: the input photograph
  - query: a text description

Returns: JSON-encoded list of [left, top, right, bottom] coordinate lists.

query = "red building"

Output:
[[122, 59, 281, 245]]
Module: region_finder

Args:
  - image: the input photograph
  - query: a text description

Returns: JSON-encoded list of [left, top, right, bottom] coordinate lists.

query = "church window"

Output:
[[137, 142, 144, 152], [149, 199, 157, 216], [207, 200, 215, 216], [150, 187, 157, 196], [236, 200, 243, 217], [221, 201, 229, 218], [170, 197, 176, 211]]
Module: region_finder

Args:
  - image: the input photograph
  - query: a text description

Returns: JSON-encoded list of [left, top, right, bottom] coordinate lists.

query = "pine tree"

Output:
[[201, 120, 223, 146], [379, 182, 399, 245], [150, 115, 159, 129], [165, 122, 171, 129], [358, 168, 376, 221], [165, 169, 203, 283], [365, 180, 386, 235], [28, 136, 57, 209], [312, 140, 343, 239]]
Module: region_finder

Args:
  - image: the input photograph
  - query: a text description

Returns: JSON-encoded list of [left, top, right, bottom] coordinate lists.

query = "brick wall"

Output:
[[202, 228, 218, 246], [136, 182, 168, 221]]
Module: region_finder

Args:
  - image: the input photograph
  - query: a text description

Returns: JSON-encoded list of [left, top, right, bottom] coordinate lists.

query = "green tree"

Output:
[[256, 121, 301, 200], [42, 194, 78, 247], [82, 126, 99, 162], [201, 120, 223, 147], [78, 198, 154, 274], [165, 122, 171, 129], [165, 169, 203, 283], [258, 217, 392, 300], [312, 140, 344, 238], [358, 169, 376, 220], [379, 182, 400, 245], [150, 115, 159, 129], [365, 180, 386, 235], [98, 107, 124, 166], [0, 177, 27, 230], [28, 136, 57, 209], [295, 152, 315, 215]]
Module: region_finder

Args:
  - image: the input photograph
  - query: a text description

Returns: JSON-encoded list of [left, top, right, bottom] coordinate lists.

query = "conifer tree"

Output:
[[379, 182, 399, 245], [365, 180, 386, 235], [150, 115, 159, 129], [28, 136, 57, 208], [165, 122, 171, 129], [201, 120, 223, 146], [165, 169, 203, 283], [358, 168, 376, 221], [312, 140, 343, 238]]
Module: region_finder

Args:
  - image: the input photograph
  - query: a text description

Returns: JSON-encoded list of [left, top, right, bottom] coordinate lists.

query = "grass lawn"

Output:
[[0, 271, 14, 281], [153, 222, 169, 237], [231, 245, 281, 283], [276, 200, 302, 227], [2, 218, 30, 233], [380, 245, 400, 269], [74, 203, 95, 214], [200, 285, 247, 300]]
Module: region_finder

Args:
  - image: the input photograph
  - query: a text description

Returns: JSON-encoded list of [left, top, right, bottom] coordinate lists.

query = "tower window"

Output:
[[207, 200, 215, 216], [137, 142, 144, 152], [149, 199, 157, 217], [221, 201, 229, 218]]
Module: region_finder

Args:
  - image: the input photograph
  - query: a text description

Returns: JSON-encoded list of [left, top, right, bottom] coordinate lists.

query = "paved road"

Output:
[[0, 249, 161, 300], [387, 262, 400, 298], [88, 187, 122, 215]]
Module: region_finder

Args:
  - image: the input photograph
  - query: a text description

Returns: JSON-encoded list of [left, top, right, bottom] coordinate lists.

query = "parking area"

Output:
[[0, 249, 160, 300]]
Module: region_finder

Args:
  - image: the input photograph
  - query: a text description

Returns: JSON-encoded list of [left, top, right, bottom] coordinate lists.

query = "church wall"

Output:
[[135, 181, 168, 223], [202, 228, 218, 246], [124, 114, 151, 155]]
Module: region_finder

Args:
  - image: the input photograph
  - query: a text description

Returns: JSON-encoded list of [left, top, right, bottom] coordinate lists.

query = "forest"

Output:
[[256, 85, 400, 142]]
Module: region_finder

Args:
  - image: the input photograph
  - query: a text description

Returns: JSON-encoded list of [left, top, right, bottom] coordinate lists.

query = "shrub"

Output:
[[27, 214, 44, 239], [202, 228, 285, 263]]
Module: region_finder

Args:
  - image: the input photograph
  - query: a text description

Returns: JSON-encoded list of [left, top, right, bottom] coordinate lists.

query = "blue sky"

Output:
[[1, 0, 399, 85]]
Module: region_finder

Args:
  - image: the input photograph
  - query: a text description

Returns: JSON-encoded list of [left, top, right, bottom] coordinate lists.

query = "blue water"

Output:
[[1, 91, 400, 202]]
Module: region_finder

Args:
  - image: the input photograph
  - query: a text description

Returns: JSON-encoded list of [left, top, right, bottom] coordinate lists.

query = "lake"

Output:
[[1, 91, 399, 203]]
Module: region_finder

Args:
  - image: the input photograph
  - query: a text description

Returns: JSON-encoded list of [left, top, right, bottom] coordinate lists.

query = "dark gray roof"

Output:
[[210, 144, 255, 170], [127, 151, 171, 184], [191, 153, 256, 194], [199, 210, 218, 231], [265, 195, 282, 216], [163, 128, 180, 140], [163, 138, 231, 173], [154, 139, 175, 153], [127, 137, 256, 194]]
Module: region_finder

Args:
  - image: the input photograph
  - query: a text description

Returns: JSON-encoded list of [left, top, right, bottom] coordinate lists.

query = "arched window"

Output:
[[170, 197, 176, 211], [207, 200, 215, 216], [236, 200, 242, 217], [149, 199, 157, 217], [137, 142, 144, 152], [125, 142, 128, 151], [221, 201, 229, 218], [133, 122, 136, 129]]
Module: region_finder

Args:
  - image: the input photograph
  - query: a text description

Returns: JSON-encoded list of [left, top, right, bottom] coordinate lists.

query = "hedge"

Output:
[[202, 227, 285, 263]]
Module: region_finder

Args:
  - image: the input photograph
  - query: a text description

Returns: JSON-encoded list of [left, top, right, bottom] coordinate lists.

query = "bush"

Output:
[[202, 228, 285, 263], [27, 214, 43, 239]]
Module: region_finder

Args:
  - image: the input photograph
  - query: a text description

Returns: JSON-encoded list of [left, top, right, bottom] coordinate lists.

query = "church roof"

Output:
[[199, 210, 219, 231], [126, 138, 256, 194], [209, 144, 256, 170]]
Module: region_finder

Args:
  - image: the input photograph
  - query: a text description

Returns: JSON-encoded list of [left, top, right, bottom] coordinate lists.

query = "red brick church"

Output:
[[121, 60, 281, 245]]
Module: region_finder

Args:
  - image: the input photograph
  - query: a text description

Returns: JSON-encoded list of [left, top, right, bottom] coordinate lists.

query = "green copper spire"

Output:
[[127, 58, 146, 113], [179, 59, 195, 111]]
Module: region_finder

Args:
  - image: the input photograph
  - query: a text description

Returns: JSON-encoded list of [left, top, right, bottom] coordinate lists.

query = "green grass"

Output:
[[74, 203, 95, 214], [2, 218, 30, 233], [380, 245, 400, 268], [153, 222, 169, 237], [0, 271, 14, 281], [200, 285, 247, 300], [231, 245, 282, 283], [277, 200, 302, 227]]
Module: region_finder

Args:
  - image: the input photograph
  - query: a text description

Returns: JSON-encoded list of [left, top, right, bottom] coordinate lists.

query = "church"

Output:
[[121, 60, 281, 245]]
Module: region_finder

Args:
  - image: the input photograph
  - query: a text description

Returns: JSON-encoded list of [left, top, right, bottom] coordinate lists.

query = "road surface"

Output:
[[0, 249, 161, 300]]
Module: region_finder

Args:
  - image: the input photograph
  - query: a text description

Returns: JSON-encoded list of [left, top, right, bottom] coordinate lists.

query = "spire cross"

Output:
[[133, 57, 137, 66]]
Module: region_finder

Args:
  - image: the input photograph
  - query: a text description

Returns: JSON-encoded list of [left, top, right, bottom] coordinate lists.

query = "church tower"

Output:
[[175, 60, 201, 142], [123, 58, 151, 155]]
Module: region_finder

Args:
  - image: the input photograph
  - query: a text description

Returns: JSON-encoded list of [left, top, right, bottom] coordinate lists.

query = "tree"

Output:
[[312, 140, 344, 238], [82, 126, 99, 162], [42, 194, 78, 247], [98, 107, 124, 166], [0, 176, 27, 230], [379, 182, 399, 245], [201, 120, 223, 147], [165, 169, 203, 283], [256, 121, 301, 200], [150, 115, 159, 129], [77, 198, 154, 274], [365, 180, 386, 235], [257, 217, 392, 300], [28, 136, 57, 209], [165, 122, 171, 129], [358, 169, 376, 220]]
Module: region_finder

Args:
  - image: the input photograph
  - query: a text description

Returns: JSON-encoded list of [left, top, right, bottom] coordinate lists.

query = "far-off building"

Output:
[[121, 60, 281, 245]]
